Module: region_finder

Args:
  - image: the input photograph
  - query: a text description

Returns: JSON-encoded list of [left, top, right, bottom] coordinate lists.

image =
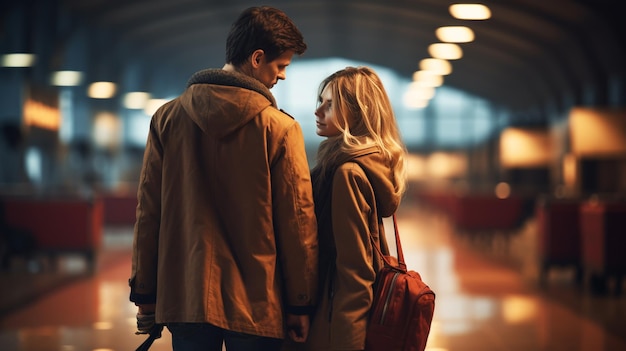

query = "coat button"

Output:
[[298, 294, 308, 300]]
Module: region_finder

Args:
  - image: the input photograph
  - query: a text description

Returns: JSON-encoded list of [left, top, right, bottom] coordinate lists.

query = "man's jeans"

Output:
[[168, 323, 283, 351]]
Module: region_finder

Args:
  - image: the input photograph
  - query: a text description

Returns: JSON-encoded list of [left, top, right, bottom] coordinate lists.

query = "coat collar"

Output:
[[187, 68, 277, 107]]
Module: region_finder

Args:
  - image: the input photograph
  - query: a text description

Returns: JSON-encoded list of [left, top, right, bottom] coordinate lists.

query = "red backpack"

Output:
[[365, 214, 435, 351]]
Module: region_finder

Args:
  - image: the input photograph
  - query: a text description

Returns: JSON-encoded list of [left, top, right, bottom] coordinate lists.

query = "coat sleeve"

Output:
[[271, 121, 318, 314], [329, 163, 377, 347], [129, 116, 163, 304]]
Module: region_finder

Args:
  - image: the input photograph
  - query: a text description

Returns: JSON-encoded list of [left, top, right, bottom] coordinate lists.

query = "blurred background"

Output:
[[0, 1, 625, 350], [1, 0, 624, 198], [0, 0, 626, 196]]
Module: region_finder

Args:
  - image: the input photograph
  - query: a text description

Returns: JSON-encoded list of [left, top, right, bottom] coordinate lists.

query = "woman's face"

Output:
[[315, 84, 341, 137]]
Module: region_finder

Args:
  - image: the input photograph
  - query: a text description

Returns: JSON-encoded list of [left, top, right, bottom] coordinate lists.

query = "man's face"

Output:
[[253, 50, 295, 89]]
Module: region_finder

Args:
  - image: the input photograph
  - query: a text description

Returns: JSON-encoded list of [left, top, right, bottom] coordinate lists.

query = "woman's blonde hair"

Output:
[[315, 66, 407, 195]]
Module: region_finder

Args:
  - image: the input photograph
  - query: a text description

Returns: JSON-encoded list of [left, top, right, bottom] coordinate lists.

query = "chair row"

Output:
[[536, 197, 626, 295]]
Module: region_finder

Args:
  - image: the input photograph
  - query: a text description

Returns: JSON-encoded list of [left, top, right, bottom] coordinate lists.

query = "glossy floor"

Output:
[[0, 198, 624, 351]]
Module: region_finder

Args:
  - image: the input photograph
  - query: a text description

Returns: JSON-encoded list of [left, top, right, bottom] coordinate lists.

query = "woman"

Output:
[[301, 66, 407, 350]]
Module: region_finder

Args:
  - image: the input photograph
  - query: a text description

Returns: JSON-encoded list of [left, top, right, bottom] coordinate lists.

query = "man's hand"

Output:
[[286, 314, 310, 343], [135, 303, 156, 335]]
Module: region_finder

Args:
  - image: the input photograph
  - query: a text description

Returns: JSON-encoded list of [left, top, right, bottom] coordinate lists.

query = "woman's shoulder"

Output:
[[332, 162, 370, 186], [335, 161, 366, 175]]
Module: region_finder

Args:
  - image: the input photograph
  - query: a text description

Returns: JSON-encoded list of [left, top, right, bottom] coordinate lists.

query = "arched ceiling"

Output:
[[12, 0, 626, 121]]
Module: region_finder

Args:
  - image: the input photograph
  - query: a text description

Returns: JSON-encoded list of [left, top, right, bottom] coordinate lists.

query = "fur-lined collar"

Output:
[[187, 68, 276, 107]]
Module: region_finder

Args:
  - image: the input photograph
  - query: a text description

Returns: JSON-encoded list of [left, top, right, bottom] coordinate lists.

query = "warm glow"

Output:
[[1, 53, 36, 67], [407, 82, 436, 99], [427, 152, 468, 178], [569, 107, 626, 156], [88, 81, 117, 99], [420, 58, 452, 75], [93, 112, 121, 148], [412, 70, 444, 87], [502, 295, 537, 324], [500, 127, 553, 168], [494, 182, 511, 199], [23, 98, 61, 131], [92, 321, 113, 330], [436, 26, 475, 43], [51, 70, 84, 86], [449, 4, 492, 20], [402, 95, 429, 109], [403, 83, 436, 109], [562, 153, 577, 187], [406, 153, 428, 181], [428, 43, 463, 60], [124, 92, 151, 109]]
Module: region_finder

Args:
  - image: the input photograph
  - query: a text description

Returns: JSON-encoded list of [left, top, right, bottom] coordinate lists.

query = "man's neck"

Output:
[[223, 63, 252, 77]]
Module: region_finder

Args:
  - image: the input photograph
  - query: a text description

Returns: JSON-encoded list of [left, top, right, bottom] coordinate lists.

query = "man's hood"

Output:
[[180, 69, 277, 138]]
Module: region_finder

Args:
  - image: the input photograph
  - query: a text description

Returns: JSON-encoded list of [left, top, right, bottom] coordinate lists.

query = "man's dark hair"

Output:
[[225, 6, 307, 66]]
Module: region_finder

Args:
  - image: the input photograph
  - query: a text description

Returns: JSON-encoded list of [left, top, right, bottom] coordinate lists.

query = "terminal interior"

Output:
[[1, 1, 625, 350]]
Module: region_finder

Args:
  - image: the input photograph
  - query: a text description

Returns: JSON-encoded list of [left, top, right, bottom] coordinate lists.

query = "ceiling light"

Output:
[[1, 53, 36, 67], [51, 70, 84, 86], [403, 95, 429, 109], [428, 43, 463, 60], [403, 85, 432, 109], [406, 82, 436, 100], [449, 4, 491, 20], [124, 92, 151, 109], [88, 82, 117, 99], [436, 26, 475, 43], [412, 70, 444, 87], [419, 58, 452, 75]]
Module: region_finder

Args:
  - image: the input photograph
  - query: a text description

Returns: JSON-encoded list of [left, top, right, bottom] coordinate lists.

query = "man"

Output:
[[129, 6, 318, 351]]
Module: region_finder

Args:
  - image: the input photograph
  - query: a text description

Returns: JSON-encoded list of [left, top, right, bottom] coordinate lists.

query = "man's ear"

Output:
[[250, 49, 264, 68]]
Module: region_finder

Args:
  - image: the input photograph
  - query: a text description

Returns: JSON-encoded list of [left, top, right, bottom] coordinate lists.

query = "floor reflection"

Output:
[[0, 198, 624, 351]]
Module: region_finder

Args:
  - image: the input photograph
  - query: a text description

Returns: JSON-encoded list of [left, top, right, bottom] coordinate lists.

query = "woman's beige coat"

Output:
[[301, 149, 401, 350], [129, 69, 318, 339]]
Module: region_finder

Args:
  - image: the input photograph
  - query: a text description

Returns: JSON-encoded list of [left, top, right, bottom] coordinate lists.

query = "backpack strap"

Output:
[[135, 325, 163, 351], [371, 214, 407, 272]]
